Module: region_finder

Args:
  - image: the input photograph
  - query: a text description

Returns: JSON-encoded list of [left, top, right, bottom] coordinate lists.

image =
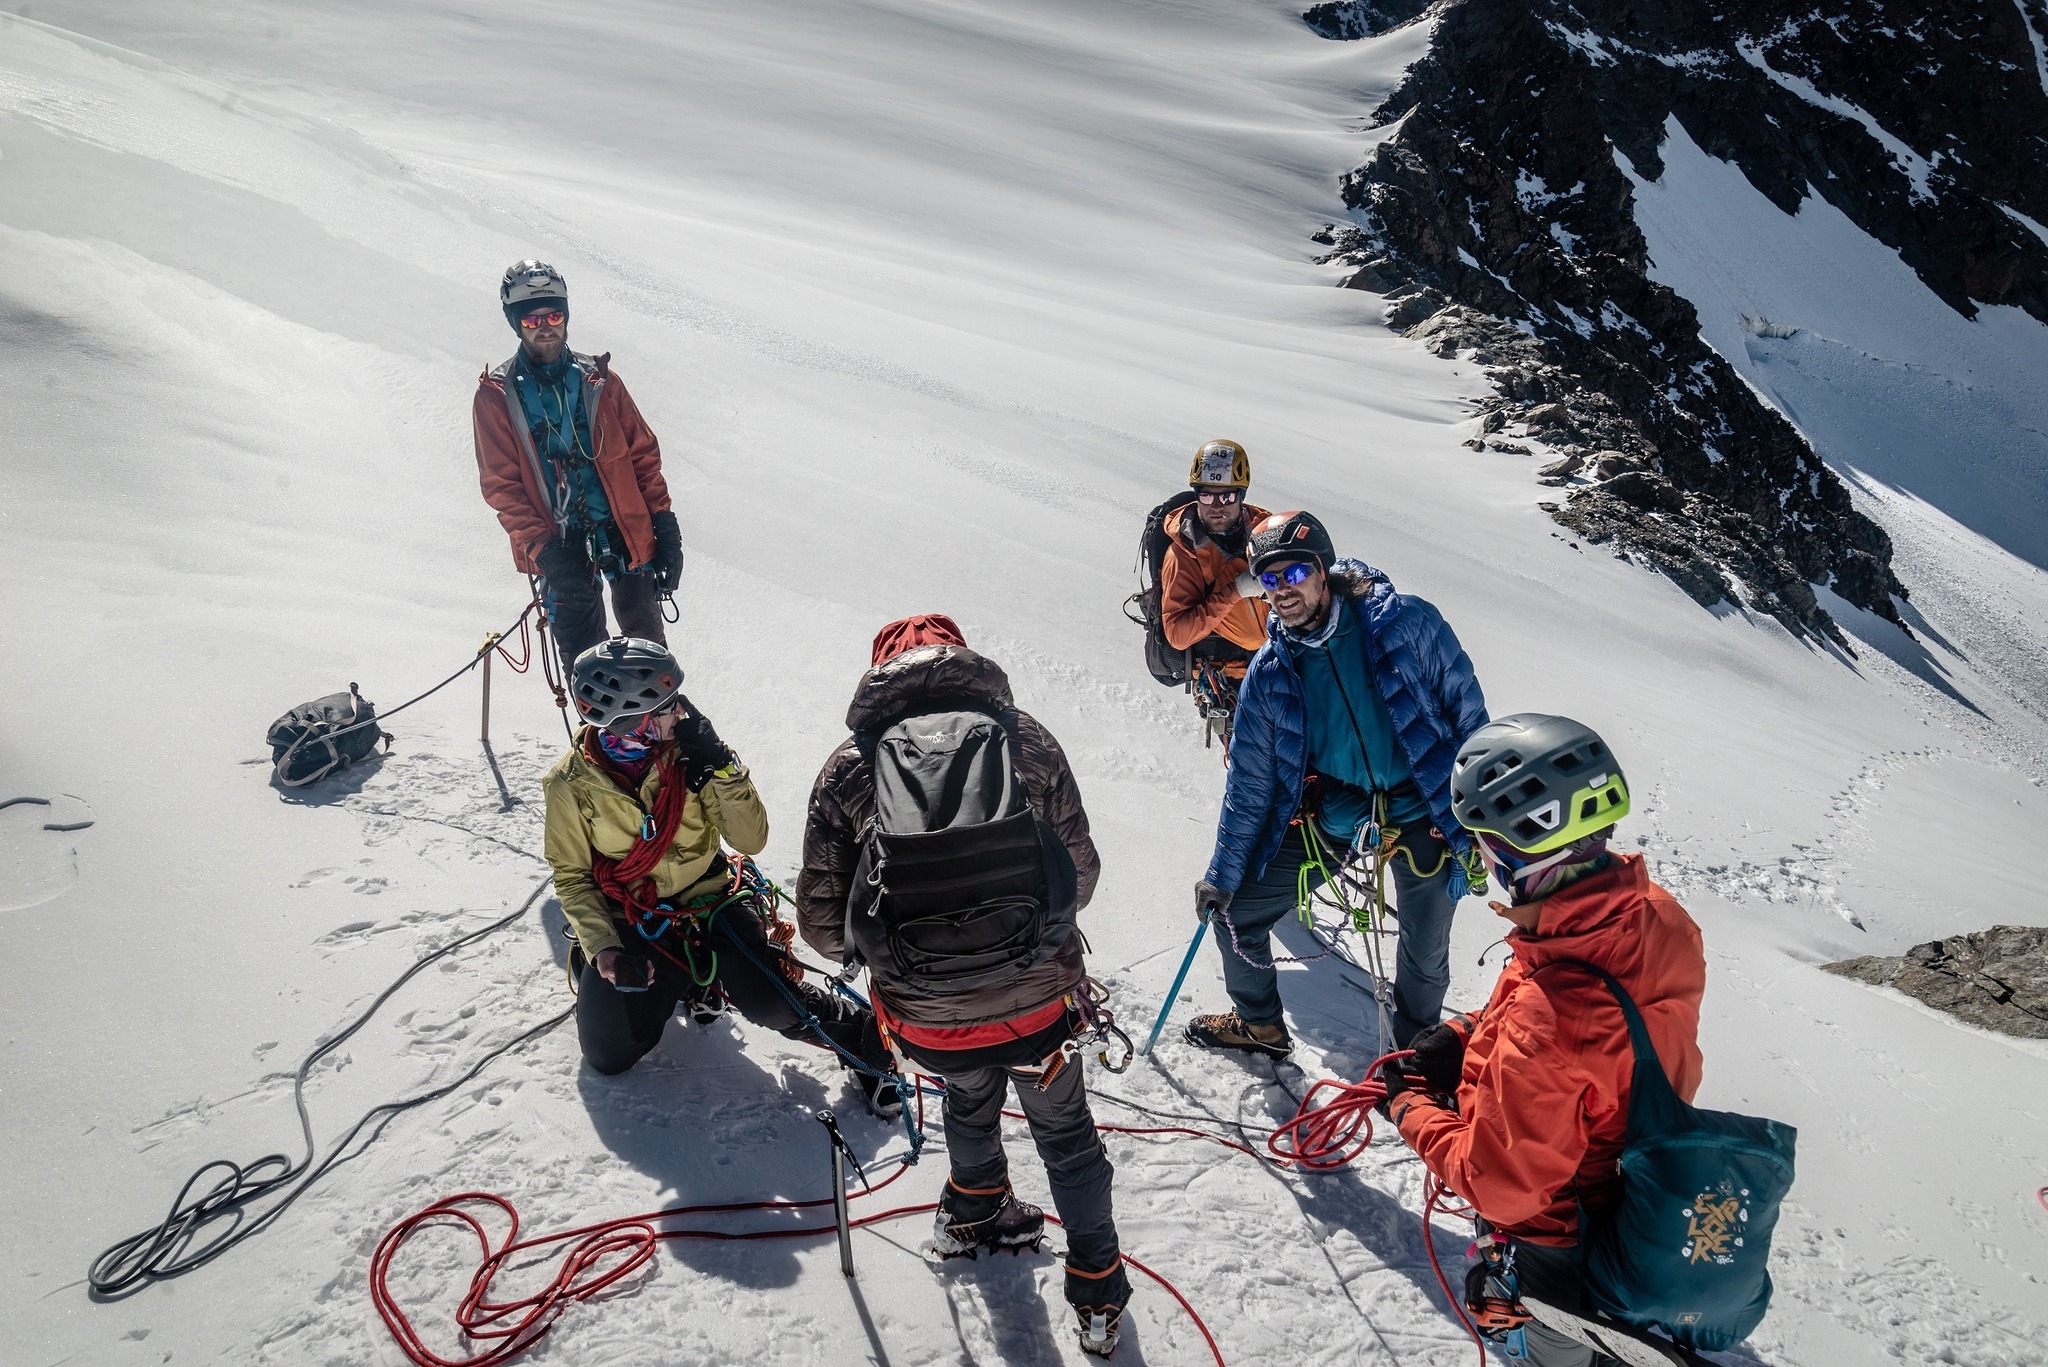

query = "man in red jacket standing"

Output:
[[1384, 714, 1706, 1367], [471, 261, 684, 664]]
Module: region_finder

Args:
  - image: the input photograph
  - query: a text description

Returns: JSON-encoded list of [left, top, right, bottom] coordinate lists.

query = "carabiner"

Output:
[[641, 813, 656, 843]]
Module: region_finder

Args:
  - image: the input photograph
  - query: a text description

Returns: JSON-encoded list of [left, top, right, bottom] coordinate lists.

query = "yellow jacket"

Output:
[[542, 734, 770, 958]]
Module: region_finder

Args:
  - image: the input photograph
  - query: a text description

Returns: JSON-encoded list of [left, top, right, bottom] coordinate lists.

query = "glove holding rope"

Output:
[[649, 510, 685, 593], [674, 700, 737, 791], [1405, 1015, 1471, 1095]]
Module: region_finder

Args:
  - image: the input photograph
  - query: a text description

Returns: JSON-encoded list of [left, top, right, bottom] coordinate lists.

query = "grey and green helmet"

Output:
[[1451, 713, 1630, 854], [571, 637, 682, 728]]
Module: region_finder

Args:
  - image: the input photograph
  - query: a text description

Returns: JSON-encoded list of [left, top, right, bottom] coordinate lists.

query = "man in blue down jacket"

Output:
[[1186, 510, 1490, 1059]]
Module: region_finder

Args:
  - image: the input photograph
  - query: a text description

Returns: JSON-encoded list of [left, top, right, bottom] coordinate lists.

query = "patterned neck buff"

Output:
[[597, 728, 653, 765]]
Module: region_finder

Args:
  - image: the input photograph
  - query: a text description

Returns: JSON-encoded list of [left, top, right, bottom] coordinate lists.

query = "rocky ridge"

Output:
[[1308, 1, 2048, 641], [1827, 926, 2048, 1039]]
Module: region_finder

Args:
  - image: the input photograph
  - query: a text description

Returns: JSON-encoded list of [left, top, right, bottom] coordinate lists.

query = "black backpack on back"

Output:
[[845, 705, 1078, 996], [1124, 490, 1198, 686]]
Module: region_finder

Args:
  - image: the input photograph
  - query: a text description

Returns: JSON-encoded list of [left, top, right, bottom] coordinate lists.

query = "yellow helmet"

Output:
[[1188, 439, 1251, 490]]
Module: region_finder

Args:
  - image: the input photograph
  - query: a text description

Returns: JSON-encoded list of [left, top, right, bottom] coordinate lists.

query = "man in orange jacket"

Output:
[[1159, 439, 1269, 723], [1384, 714, 1705, 1367], [472, 261, 684, 664]]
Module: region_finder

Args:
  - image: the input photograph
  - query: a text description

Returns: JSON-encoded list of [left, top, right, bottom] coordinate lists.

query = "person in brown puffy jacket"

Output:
[[472, 261, 685, 665], [796, 614, 1130, 1358]]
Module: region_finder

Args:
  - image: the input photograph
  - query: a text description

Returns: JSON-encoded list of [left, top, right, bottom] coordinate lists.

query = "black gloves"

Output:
[[650, 510, 685, 593], [674, 699, 737, 790], [1195, 881, 1232, 923], [1406, 1017, 1469, 1095], [534, 536, 586, 587]]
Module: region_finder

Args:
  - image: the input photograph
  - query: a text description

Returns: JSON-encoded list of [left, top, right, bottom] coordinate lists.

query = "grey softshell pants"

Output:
[[939, 1058, 1121, 1282]]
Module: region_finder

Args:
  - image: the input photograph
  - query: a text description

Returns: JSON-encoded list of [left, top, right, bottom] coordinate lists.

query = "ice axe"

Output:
[[1139, 921, 1208, 1057]]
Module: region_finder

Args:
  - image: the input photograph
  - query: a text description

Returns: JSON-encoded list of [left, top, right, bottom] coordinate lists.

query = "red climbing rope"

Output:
[[1264, 1051, 1410, 1168], [2037, 1185, 2048, 1215], [372, 1152, 1226, 1367]]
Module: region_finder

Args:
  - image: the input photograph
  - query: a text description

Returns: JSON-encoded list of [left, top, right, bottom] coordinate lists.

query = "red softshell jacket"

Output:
[[471, 352, 672, 574], [1393, 854, 1706, 1244]]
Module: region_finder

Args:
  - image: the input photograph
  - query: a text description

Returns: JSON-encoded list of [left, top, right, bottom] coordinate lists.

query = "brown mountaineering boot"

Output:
[[1183, 1010, 1292, 1059]]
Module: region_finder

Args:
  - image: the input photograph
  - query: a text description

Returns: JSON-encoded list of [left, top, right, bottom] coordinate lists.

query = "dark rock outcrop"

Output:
[[1306, 1, 2048, 639], [1826, 926, 2048, 1039]]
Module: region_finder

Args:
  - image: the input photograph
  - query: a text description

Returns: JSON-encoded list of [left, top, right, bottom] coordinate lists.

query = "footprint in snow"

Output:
[[0, 794, 97, 913]]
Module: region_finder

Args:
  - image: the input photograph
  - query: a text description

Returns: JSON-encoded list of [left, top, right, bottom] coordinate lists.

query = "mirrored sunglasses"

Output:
[[1258, 561, 1317, 591], [1195, 489, 1243, 506], [518, 308, 567, 329]]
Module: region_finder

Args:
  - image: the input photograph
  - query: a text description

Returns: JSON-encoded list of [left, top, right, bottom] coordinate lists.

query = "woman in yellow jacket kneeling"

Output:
[[544, 637, 898, 1117]]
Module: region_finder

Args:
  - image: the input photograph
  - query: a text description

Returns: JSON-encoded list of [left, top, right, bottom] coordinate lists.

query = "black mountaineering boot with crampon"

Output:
[[930, 1180, 1046, 1258]]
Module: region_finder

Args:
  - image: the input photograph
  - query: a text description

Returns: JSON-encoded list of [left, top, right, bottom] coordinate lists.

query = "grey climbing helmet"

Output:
[[500, 259, 568, 330], [570, 637, 683, 728], [1451, 713, 1630, 854]]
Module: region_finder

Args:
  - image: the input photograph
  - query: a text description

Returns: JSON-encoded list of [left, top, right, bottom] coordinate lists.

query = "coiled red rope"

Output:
[[372, 1092, 1235, 1367], [1265, 1050, 1409, 1168]]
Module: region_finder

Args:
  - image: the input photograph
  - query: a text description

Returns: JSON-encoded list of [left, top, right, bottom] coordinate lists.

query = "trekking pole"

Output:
[[817, 1111, 855, 1278], [1139, 921, 1208, 1057]]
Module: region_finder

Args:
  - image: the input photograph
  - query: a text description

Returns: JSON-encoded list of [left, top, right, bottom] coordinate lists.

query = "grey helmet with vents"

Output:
[[499, 259, 568, 330], [570, 637, 683, 728], [1450, 713, 1631, 854]]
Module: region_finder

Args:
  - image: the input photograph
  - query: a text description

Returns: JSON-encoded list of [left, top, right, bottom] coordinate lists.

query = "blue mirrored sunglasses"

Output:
[[1258, 561, 1317, 591]]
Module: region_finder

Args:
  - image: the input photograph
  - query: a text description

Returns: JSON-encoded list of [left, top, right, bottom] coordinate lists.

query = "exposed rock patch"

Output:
[[1826, 926, 2048, 1040], [1305, 1, 2048, 640]]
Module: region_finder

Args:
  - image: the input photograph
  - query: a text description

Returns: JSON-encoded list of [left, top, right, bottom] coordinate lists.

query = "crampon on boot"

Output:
[[930, 1181, 1046, 1258], [1183, 1010, 1292, 1059], [1067, 1257, 1132, 1358], [854, 1067, 903, 1121], [683, 981, 727, 1027]]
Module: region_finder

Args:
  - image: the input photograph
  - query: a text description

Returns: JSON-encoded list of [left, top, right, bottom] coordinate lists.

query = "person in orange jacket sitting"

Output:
[[472, 260, 684, 664], [1159, 439, 1270, 724], [1384, 714, 1706, 1367]]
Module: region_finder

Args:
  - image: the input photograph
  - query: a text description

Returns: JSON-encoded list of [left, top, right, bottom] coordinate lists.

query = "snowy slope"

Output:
[[2, 4, 2044, 1366]]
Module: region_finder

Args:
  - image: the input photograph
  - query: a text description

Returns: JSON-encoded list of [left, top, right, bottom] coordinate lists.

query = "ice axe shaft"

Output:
[[1139, 921, 1208, 1056], [817, 1111, 855, 1278]]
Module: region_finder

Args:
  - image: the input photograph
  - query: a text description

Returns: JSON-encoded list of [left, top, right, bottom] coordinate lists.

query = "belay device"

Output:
[[267, 683, 392, 788]]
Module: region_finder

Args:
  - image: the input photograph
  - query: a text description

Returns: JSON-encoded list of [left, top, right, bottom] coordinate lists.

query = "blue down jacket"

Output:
[[1204, 559, 1490, 898]]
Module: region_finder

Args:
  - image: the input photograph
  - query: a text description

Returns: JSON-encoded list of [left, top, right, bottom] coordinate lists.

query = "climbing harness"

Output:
[[1463, 1230, 1534, 1348], [1033, 977, 1135, 1091], [89, 877, 569, 1297]]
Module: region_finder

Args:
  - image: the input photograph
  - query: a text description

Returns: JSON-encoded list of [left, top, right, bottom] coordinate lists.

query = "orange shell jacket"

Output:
[[1393, 853, 1706, 1245], [472, 351, 673, 575], [1160, 501, 1271, 659]]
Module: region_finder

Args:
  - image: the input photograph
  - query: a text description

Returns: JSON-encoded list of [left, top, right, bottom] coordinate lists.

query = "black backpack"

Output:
[[267, 684, 391, 788], [1124, 491, 1198, 686], [845, 705, 1078, 996]]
